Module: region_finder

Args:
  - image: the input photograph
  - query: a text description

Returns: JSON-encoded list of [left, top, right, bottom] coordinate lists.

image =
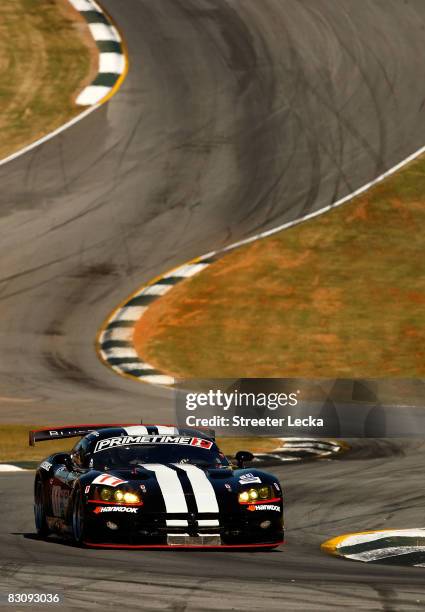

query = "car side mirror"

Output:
[[235, 450, 254, 468]]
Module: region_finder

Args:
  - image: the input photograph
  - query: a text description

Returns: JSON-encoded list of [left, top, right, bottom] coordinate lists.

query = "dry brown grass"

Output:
[[0, 0, 97, 160], [134, 156, 425, 379], [0, 425, 74, 462]]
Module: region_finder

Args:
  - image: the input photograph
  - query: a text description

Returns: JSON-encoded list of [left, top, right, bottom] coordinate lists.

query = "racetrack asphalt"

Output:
[[1, 0, 425, 608], [2, 441, 425, 610]]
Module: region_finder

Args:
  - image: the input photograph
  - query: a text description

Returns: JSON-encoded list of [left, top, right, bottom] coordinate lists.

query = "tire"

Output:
[[71, 486, 87, 546], [34, 478, 50, 538]]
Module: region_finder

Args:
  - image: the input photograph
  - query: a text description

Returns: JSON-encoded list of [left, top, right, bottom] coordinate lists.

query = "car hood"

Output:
[[90, 464, 273, 489]]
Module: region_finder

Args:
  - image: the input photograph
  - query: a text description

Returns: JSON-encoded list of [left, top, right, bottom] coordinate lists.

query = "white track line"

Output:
[[0, 105, 100, 168], [99, 128, 425, 386], [206, 143, 425, 257]]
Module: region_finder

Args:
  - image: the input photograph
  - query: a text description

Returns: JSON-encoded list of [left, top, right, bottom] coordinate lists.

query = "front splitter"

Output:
[[83, 540, 284, 550]]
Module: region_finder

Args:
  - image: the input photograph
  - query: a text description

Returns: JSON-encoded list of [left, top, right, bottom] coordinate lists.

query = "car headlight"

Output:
[[114, 489, 140, 503], [258, 486, 271, 499], [100, 488, 140, 504], [238, 485, 274, 504], [238, 490, 250, 503], [114, 489, 124, 502], [100, 487, 113, 501], [123, 491, 139, 504]]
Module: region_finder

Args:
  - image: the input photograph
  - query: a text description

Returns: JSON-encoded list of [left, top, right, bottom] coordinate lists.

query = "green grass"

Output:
[[0, 0, 96, 159], [134, 155, 425, 379]]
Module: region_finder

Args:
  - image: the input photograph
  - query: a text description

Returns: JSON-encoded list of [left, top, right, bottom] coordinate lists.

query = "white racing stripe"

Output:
[[156, 426, 178, 435], [174, 464, 219, 514], [141, 464, 188, 514], [123, 426, 149, 436], [166, 519, 188, 527]]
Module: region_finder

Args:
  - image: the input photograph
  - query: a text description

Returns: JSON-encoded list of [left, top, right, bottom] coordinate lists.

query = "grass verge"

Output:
[[134, 155, 425, 378], [0, 425, 72, 463], [0, 0, 97, 160]]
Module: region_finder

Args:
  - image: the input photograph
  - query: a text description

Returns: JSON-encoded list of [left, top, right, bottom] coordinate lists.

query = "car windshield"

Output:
[[91, 443, 230, 470]]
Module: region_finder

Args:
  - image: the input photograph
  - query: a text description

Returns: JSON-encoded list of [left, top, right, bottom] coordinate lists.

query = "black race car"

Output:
[[31, 423, 284, 549]]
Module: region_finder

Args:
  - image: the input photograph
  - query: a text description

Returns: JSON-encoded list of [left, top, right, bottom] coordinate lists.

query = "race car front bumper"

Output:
[[84, 537, 284, 549], [85, 507, 283, 548]]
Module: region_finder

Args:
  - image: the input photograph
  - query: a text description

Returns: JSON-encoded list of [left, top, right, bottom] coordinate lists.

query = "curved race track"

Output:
[[1, 1, 425, 608]]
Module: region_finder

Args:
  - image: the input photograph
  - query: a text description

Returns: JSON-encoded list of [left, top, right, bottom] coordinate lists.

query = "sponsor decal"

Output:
[[224, 483, 232, 491], [273, 482, 280, 492], [89, 458, 94, 468], [40, 461, 52, 471], [94, 435, 213, 453], [91, 474, 128, 487], [48, 429, 88, 438], [47, 517, 67, 533], [239, 473, 261, 485], [93, 506, 138, 514], [247, 504, 280, 512], [85, 485, 91, 494], [190, 437, 213, 449], [51, 485, 69, 516], [139, 484, 147, 492]]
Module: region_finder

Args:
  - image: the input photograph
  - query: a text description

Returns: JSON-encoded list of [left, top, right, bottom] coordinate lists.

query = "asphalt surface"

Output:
[[2, 442, 425, 611], [1, 0, 425, 608]]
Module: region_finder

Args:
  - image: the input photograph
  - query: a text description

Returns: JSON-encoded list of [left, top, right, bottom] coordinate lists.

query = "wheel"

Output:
[[71, 486, 87, 546], [34, 478, 50, 537]]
